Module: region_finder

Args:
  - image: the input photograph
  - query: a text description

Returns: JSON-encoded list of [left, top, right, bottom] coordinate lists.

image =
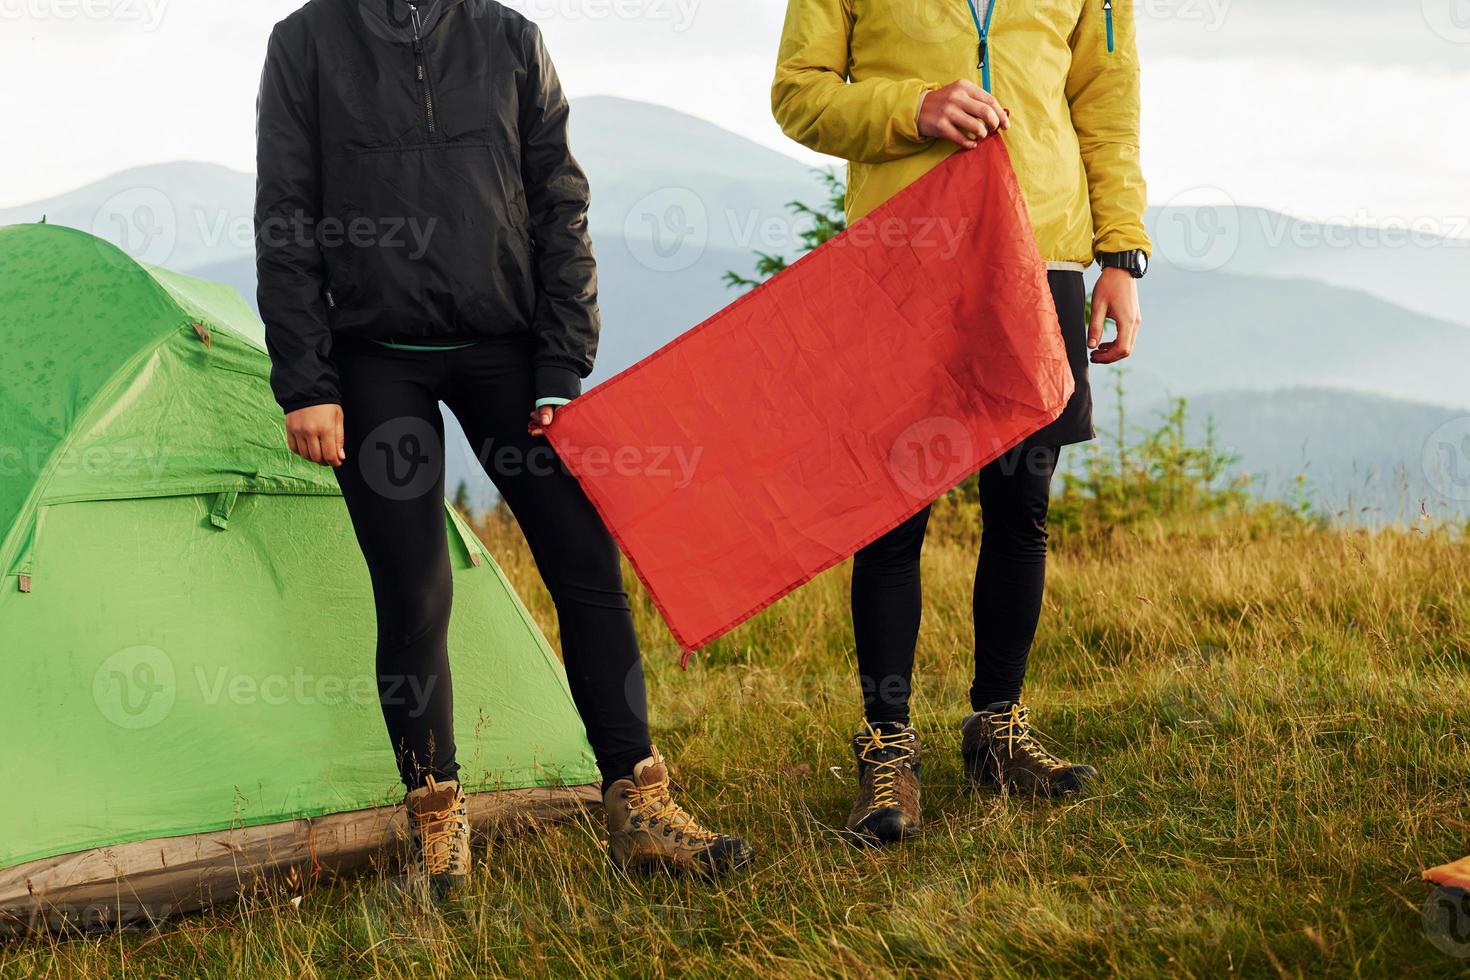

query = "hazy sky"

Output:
[[2, 0, 1467, 235]]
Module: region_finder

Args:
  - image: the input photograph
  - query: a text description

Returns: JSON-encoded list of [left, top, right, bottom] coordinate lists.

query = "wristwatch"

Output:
[[1096, 249, 1148, 279]]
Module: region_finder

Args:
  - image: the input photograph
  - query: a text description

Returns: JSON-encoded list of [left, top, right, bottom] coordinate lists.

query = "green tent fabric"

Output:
[[0, 224, 598, 930]]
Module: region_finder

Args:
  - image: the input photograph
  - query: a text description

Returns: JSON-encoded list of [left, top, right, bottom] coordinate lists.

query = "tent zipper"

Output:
[[964, 0, 1000, 92], [1104, 0, 1115, 53], [408, 3, 439, 136]]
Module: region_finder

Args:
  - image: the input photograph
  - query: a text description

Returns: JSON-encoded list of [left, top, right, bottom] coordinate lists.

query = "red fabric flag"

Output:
[[548, 138, 1073, 652]]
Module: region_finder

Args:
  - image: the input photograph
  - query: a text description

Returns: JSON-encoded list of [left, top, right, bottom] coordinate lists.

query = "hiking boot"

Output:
[[845, 723, 921, 847], [604, 748, 753, 877], [404, 776, 471, 899], [1424, 854, 1470, 890], [962, 702, 1097, 797]]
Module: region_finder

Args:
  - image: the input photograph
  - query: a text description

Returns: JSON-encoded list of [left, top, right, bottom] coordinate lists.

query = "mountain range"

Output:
[[4, 95, 1465, 521]]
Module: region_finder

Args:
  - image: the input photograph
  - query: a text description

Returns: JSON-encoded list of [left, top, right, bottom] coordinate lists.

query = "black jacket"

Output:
[[254, 0, 598, 413]]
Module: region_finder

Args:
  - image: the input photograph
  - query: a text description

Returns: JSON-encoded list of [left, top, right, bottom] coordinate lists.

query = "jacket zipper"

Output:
[[964, 0, 1000, 92], [1104, 0, 1115, 53], [407, 3, 439, 136]]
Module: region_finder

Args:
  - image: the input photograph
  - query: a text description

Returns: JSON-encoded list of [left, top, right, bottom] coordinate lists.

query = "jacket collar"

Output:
[[355, 0, 467, 43]]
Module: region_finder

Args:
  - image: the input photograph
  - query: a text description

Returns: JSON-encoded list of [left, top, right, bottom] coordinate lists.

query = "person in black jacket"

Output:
[[255, 0, 751, 892]]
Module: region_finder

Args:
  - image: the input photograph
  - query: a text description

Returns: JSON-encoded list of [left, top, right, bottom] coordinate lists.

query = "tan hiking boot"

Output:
[[404, 776, 471, 898], [845, 723, 921, 846], [1424, 854, 1470, 890], [962, 701, 1098, 797], [603, 749, 753, 877]]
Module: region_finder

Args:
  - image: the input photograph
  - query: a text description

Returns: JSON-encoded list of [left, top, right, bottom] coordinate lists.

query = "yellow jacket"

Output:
[[772, 0, 1150, 266]]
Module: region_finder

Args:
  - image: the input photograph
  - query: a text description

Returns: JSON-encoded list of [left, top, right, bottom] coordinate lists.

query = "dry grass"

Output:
[[5, 512, 1469, 978]]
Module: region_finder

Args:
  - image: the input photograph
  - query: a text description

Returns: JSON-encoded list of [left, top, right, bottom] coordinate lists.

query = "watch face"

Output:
[[1135, 251, 1148, 277]]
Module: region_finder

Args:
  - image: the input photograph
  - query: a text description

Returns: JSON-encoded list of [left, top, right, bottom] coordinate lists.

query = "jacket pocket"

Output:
[[323, 206, 363, 302]]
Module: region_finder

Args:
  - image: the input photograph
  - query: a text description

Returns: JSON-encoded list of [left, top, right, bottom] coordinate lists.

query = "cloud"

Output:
[[0, 0, 1465, 236]]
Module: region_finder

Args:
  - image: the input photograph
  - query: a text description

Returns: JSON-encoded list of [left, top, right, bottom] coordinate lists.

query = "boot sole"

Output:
[[610, 846, 755, 879], [845, 824, 921, 849], [963, 759, 1098, 798]]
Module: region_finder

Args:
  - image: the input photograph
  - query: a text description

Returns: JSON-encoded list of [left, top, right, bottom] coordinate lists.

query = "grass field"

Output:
[[5, 505, 1470, 977]]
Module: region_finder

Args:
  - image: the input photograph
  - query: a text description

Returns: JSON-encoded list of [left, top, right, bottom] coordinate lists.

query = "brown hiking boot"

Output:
[[845, 723, 921, 847], [603, 748, 753, 877], [404, 776, 471, 899], [1424, 853, 1470, 890], [962, 702, 1097, 797]]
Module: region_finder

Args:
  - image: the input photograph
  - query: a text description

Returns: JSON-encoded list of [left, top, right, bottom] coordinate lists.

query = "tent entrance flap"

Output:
[[547, 139, 1073, 651]]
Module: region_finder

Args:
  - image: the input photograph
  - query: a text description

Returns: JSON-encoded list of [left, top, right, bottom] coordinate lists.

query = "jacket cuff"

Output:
[[534, 364, 583, 403], [906, 81, 940, 144], [278, 395, 341, 415]]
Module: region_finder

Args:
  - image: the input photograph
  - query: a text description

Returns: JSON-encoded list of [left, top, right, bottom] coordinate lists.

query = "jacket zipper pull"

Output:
[[977, 37, 987, 71], [406, 2, 437, 134], [1103, 0, 1115, 53]]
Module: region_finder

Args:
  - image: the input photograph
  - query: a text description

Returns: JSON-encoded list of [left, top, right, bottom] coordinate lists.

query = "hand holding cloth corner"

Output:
[[547, 138, 1073, 651]]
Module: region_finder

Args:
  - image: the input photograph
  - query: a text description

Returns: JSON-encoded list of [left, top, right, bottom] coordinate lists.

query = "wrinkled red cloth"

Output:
[[548, 138, 1073, 652]]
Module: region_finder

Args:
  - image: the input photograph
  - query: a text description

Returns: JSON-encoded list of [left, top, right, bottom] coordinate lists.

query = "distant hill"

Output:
[[1146, 202, 1470, 330], [1116, 266, 1470, 411], [0, 161, 253, 273], [1112, 387, 1470, 523]]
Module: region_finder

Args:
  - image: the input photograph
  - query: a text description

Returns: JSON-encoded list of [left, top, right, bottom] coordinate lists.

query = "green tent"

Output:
[[0, 224, 598, 933]]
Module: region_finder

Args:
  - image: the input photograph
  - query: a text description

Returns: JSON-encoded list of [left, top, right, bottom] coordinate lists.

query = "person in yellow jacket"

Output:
[[773, 0, 1150, 845]]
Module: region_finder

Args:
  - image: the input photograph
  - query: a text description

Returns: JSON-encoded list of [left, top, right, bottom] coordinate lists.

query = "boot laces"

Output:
[[410, 777, 470, 875], [626, 773, 721, 845], [991, 705, 1068, 773], [857, 724, 915, 812]]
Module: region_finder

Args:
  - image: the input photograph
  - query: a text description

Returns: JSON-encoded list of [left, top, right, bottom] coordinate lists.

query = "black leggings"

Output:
[[332, 339, 651, 790], [851, 443, 1059, 724]]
